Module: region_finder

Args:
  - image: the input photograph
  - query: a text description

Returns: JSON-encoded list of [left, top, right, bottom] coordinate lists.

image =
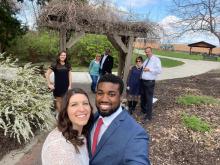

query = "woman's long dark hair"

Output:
[[57, 88, 94, 152], [55, 51, 70, 68]]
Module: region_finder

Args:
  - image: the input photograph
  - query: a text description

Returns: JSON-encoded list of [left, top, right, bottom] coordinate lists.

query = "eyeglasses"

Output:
[[136, 60, 141, 62]]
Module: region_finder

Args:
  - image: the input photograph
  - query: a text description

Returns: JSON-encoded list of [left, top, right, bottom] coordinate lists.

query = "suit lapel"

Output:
[[92, 110, 127, 158]]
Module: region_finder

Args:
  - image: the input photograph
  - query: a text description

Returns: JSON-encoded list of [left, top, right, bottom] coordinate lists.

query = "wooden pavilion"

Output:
[[188, 41, 216, 55], [38, 0, 159, 84]]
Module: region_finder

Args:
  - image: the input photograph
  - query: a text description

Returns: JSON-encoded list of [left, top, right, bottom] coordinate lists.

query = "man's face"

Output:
[[145, 48, 152, 57], [96, 82, 121, 117], [105, 50, 111, 55]]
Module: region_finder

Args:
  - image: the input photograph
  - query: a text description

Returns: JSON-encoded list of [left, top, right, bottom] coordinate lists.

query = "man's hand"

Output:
[[143, 67, 150, 72]]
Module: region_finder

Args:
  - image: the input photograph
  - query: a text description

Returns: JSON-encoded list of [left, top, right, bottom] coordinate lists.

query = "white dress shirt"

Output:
[[90, 106, 123, 145], [141, 55, 162, 80], [100, 54, 108, 69]]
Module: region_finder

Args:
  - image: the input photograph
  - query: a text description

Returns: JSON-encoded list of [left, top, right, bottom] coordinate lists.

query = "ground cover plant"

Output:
[[177, 94, 220, 106], [181, 113, 211, 132]]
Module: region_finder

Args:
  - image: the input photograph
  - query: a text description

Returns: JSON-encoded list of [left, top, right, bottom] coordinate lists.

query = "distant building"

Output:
[[134, 37, 161, 49]]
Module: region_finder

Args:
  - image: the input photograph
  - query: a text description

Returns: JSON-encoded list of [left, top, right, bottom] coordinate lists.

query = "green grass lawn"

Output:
[[160, 57, 184, 68], [134, 48, 220, 62], [132, 52, 184, 68], [153, 49, 203, 60]]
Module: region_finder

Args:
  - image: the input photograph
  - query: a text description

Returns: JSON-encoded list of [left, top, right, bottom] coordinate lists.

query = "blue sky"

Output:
[[111, 0, 219, 46], [112, 0, 171, 22]]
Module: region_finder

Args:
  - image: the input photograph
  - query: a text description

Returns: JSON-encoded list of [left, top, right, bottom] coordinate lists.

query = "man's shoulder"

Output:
[[108, 55, 113, 59], [119, 110, 146, 131], [153, 54, 160, 60]]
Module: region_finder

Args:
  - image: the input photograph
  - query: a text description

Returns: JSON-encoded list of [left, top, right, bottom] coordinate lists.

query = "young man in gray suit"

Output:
[[88, 74, 151, 165]]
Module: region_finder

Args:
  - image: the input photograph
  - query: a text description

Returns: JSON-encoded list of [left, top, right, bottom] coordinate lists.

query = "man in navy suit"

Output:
[[99, 48, 113, 75], [88, 74, 151, 165]]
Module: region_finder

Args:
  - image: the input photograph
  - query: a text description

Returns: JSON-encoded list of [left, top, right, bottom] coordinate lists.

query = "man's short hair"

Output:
[[145, 47, 152, 51], [105, 48, 111, 54], [97, 74, 124, 95]]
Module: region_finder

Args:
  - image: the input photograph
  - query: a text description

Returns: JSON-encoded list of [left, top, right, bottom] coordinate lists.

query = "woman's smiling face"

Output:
[[67, 94, 91, 132]]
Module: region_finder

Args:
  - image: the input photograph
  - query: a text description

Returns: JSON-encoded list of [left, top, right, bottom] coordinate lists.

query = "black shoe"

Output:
[[141, 110, 146, 114], [144, 115, 152, 121], [129, 108, 133, 115]]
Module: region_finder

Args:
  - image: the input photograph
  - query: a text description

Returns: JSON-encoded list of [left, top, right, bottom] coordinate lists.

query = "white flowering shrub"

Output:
[[0, 54, 55, 143]]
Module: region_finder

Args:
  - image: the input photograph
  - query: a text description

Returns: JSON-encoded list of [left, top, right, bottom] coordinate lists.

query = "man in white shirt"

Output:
[[99, 48, 113, 75], [88, 74, 150, 165], [140, 47, 162, 121]]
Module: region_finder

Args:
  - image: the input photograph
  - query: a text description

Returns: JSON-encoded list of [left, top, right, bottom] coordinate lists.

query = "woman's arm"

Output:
[[68, 71, 72, 89], [45, 68, 54, 90]]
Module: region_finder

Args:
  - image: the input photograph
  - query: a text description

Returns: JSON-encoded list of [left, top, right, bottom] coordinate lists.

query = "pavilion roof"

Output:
[[188, 41, 216, 48]]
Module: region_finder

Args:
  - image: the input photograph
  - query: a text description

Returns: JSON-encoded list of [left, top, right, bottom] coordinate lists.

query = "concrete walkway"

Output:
[[0, 57, 220, 165], [157, 56, 220, 80]]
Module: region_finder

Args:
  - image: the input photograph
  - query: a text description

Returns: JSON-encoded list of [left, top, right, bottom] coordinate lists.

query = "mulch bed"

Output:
[[0, 70, 220, 164], [0, 130, 25, 160], [133, 69, 220, 165]]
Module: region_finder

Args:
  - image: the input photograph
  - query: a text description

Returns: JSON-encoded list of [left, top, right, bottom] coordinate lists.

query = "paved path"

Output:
[[68, 56, 220, 83], [157, 56, 220, 80], [1, 57, 220, 165]]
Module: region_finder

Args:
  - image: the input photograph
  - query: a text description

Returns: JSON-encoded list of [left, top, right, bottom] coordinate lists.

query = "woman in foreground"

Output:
[[41, 88, 93, 165]]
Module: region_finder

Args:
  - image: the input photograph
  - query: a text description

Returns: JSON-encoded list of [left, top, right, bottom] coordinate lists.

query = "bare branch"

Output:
[[169, 0, 220, 46]]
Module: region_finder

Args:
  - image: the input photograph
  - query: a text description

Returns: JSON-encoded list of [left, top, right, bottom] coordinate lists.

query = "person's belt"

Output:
[[141, 79, 155, 82]]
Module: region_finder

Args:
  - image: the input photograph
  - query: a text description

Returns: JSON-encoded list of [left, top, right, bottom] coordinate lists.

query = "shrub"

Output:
[[8, 30, 59, 63], [0, 54, 55, 143], [181, 113, 211, 132], [177, 94, 220, 106], [70, 34, 118, 66]]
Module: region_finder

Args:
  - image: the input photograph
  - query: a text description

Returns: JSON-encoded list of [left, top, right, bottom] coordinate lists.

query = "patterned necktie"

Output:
[[92, 118, 103, 155]]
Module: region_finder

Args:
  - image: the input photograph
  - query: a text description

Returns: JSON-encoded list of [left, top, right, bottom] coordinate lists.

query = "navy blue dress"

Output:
[[49, 63, 71, 97], [127, 66, 142, 96]]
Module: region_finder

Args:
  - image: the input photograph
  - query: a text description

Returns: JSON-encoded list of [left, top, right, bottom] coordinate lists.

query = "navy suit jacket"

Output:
[[88, 109, 151, 165], [100, 55, 113, 75]]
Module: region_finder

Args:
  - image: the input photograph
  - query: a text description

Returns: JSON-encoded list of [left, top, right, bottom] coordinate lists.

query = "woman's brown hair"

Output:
[[57, 88, 94, 152]]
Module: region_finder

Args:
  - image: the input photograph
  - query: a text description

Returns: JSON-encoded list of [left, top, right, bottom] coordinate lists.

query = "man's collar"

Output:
[[98, 106, 123, 126]]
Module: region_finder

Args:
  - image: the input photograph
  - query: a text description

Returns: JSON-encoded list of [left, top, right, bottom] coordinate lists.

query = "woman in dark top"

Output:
[[126, 56, 143, 114], [46, 51, 72, 113]]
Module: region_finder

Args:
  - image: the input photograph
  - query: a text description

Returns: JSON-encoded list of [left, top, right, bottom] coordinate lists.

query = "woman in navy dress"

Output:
[[46, 51, 72, 113], [126, 56, 143, 114]]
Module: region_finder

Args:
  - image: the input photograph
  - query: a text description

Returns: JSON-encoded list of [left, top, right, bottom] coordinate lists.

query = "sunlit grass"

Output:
[[134, 48, 220, 62], [181, 113, 211, 132], [132, 53, 184, 68], [177, 94, 220, 106]]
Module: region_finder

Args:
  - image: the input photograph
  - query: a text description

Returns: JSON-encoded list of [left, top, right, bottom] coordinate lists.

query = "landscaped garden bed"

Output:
[[0, 69, 219, 164]]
